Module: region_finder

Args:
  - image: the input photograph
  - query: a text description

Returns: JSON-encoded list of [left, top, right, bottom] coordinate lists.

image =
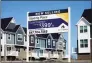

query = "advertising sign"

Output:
[[28, 9, 69, 34]]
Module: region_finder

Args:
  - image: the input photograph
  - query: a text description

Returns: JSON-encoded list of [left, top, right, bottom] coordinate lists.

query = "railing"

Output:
[[7, 51, 19, 56]]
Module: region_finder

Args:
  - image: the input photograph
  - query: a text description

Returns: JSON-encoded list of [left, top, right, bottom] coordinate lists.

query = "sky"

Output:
[[1, 1, 91, 59]]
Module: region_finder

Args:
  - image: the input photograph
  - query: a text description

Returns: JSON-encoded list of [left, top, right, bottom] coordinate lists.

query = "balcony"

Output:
[[7, 51, 19, 56]]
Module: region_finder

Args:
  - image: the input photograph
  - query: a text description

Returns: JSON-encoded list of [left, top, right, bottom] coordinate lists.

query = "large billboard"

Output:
[[28, 9, 69, 34]]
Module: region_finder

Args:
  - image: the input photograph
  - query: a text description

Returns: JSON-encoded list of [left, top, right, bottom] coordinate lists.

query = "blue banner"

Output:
[[28, 9, 68, 16], [28, 18, 68, 29]]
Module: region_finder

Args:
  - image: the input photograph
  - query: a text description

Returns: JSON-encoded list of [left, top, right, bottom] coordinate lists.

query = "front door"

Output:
[[40, 49, 43, 56]]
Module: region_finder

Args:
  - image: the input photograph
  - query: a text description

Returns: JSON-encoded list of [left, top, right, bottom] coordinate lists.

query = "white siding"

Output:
[[77, 18, 90, 53], [1, 33, 6, 56]]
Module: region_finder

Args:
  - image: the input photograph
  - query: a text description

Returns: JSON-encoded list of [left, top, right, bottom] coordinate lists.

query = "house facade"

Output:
[[76, 9, 92, 60], [1, 17, 66, 61], [28, 33, 66, 60], [1, 17, 26, 60]]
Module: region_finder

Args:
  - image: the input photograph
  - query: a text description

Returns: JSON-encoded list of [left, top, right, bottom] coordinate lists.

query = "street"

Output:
[[1, 60, 92, 63]]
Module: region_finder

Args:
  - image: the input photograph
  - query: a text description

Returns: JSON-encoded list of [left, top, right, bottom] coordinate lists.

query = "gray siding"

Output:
[[40, 39, 45, 48], [6, 33, 15, 44], [35, 38, 40, 48], [90, 25, 92, 38], [6, 23, 16, 30], [16, 27, 24, 45]]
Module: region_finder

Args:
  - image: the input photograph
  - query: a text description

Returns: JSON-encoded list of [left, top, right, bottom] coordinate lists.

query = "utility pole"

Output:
[[0, 1, 1, 62]]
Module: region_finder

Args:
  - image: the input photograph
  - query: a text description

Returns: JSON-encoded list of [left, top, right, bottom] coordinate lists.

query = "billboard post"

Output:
[[26, 12, 29, 62], [68, 7, 71, 62]]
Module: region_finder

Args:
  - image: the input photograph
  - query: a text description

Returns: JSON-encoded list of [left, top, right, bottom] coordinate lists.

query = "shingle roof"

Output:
[[1, 17, 13, 30], [4, 25, 20, 32], [82, 9, 92, 23], [23, 27, 27, 34], [13, 25, 20, 32], [36, 33, 60, 39], [51, 33, 60, 39], [1, 17, 21, 32], [36, 34, 49, 38]]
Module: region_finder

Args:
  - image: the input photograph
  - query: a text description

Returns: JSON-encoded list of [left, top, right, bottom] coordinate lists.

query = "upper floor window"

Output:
[[17, 34, 23, 41], [36, 39, 39, 44], [30, 36, 34, 43], [1, 34, 2, 39], [48, 39, 51, 45], [80, 39, 88, 48], [80, 26, 87, 33], [84, 26, 87, 32], [53, 40, 55, 46], [80, 26, 83, 33], [7, 34, 11, 40]]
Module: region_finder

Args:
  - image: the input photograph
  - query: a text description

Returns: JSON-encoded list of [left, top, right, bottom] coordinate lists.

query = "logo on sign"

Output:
[[61, 25, 65, 28]]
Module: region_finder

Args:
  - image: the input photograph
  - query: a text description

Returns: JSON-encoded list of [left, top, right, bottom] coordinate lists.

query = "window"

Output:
[[80, 39, 88, 48], [25, 36, 27, 41], [7, 34, 11, 40], [58, 51, 60, 55], [1, 46, 2, 52], [16, 48, 20, 52], [80, 26, 87, 33], [40, 50, 43, 56], [48, 39, 51, 45], [84, 26, 87, 32], [53, 40, 55, 46], [84, 39, 88, 47], [80, 26, 83, 33], [17, 34, 22, 41], [36, 39, 39, 44], [1, 34, 2, 39], [51, 51, 53, 55], [31, 36, 34, 43], [7, 47, 11, 51]]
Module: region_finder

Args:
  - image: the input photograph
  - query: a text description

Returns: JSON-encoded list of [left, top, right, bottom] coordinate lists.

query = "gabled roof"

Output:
[[13, 25, 20, 32], [51, 33, 60, 39], [1, 17, 25, 33], [36, 34, 49, 38], [82, 9, 92, 23], [1, 17, 13, 30], [4, 25, 20, 32], [22, 27, 27, 34]]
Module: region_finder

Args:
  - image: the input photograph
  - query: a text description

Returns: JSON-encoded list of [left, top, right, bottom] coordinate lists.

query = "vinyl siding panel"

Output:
[[6, 33, 15, 44], [40, 39, 46, 49], [6, 23, 16, 30], [16, 27, 24, 45], [90, 25, 92, 38]]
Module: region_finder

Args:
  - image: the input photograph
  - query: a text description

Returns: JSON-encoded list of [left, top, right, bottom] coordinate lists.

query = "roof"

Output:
[[51, 33, 60, 39], [1, 17, 13, 30], [36, 34, 49, 38], [13, 25, 20, 32], [4, 25, 20, 32], [36, 33, 60, 39], [82, 9, 92, 23], [23, 27, 27, 34]]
